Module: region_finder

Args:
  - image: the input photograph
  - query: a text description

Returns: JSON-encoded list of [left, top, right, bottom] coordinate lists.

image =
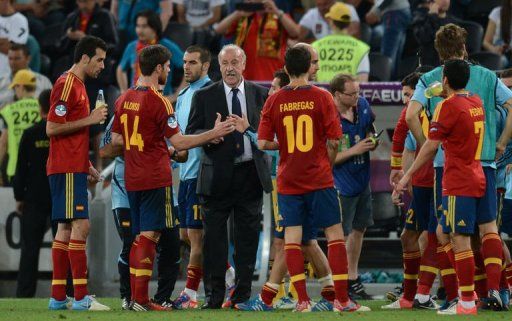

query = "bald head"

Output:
[[293, 42, 319, 81]]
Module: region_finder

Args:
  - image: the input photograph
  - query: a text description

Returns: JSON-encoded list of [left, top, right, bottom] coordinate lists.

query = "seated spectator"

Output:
[[0, 69, 41, 184], [412, 0, 459, 67], [0, 0, 29, 77], [59, 0, 118, 56], [116, 10, 185, 100], [312, 2, 369, 82], [483, 1, 512, 65], [365, 0, 411, 78], [299, 0, 361, 41], [0, 43, 52, 108], [214, 0, 300, 81], [110, 0, 173, 42], [13, 0, 65, 43]]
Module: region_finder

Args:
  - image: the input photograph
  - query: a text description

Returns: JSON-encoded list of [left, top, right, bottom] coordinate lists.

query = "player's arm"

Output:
[[46, 107, 107, 137], [170, 113, 235, 150], [405, 100, 426, 146], [327, 139, 339, 166], [168, 145, 188, 163]]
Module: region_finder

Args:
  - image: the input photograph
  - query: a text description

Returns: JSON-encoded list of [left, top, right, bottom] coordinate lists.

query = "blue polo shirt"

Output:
[[175, 76, 212, 180], [119, 38, 184, 95], [118, 0, 161, 40], [333, 97, 375, 197]]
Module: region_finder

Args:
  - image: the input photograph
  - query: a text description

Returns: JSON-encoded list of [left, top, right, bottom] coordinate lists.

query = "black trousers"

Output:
[[202, 161, 263, 306], [16, 202, 52, 298], [113, 208, 181, 302]]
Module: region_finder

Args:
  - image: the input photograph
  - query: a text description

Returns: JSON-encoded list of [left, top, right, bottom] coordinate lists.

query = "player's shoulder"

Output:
[[147, 87, 174, 114], [53, 72, 80, 102]]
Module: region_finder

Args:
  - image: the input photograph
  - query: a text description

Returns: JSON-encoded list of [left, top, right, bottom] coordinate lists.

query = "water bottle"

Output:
[[95, 89, 105, 124], [424, 81, 443, 99]]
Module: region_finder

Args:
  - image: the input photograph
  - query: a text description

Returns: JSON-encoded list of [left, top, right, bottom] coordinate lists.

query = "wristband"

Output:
[[390, 153, 402, 170]]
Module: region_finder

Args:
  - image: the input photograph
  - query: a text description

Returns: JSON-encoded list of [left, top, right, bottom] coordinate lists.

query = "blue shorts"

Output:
[[498, 192, 512, 235], [278, 187, 341, 230], [405, 186, 434, 232], [49, 173, 89, 222], [271, 181, 317, 241], [178, 179, 202, 229], [441, 195, 478, 234], [479, 166, 497, 224], [128, 186, 178, 235], [433, 167, 443, 219]]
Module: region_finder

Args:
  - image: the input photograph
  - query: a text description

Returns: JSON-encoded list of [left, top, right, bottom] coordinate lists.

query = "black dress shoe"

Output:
[[201, 301, 222, 309]]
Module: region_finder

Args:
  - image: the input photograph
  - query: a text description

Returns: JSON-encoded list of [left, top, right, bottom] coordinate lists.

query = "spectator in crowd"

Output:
[[226, 0, 301, 14], [0, 0, 29, 77], [59, 0, 118, 57], [483, 0, 512, 66], [0, 43, 52, 108], [0, 69, 40, 184], [14, 0, 65, 43], [214, 0, 300, 81], [110, 0, 173, 42], [13, 89, 51, 298], [330, 73, 375, 300], [345, 0, 374, 20], [365, 0, 411, 77], [117, 10, 185, 101], [186, 44, 272, 308], [412, 0, 459, 67], [312, 3, 370, 82], [299, 0, 361, 41]]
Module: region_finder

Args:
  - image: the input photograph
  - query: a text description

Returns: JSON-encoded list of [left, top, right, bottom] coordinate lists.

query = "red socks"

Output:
[[132, 235, 157, 305], [327, 240, 349, 303], [417, 233, 439, 295], [454, 250, 475, 302], [402, 251, 421, 301], [321, 285, 336, 302], [506, 263, 512, 287], [129, 240, 138, 301], [51, 240, 70, 301], [284, 243, 309, 303], [185, 265, 203, 292], [473, 249, 487, 298], [68, 239, 88, 301], [437, 243, 458, 301], [481, 233, 503, 291], [261, 283, 279, 306]]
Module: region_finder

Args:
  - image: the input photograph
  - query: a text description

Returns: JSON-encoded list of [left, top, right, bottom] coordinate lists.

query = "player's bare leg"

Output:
[[324, 224, 370, 312]]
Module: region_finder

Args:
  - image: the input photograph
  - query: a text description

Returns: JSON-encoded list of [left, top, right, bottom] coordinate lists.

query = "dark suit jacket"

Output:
[[186, 80, 273, 197]]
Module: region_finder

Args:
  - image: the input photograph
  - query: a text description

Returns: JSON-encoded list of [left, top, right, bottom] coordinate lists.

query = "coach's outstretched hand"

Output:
[[89, 105, 108, 125], [212, 112, 236, 139]]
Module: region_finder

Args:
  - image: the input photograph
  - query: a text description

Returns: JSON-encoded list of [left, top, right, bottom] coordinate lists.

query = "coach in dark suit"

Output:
[[186, 44, 272, 308]]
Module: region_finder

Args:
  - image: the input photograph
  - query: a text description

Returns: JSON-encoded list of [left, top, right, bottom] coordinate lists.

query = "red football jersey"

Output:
[[47, 72, 90, 175], [258, 85, 342, 194], [112, 86, 180, 191], [429, 93, 485, 197]]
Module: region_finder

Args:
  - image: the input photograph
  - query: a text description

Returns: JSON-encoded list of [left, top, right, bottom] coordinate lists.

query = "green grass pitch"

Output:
[[0, 299, 510, 321]]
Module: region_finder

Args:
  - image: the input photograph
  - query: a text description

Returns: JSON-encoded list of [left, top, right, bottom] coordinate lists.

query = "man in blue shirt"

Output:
[[330, 74, 376, 300], [116, 10, 185, 101]]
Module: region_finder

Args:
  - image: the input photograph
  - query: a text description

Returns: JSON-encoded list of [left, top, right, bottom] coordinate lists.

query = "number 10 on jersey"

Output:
[[283, 115, 313, 153]]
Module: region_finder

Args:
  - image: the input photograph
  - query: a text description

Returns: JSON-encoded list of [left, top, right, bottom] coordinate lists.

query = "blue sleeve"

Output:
[[119, 42, 135, 71], [411, 77, 428, 107], [405, 132, 417, 151], [245, 130, 258, 145], [496, 78, 512, 105], [100, 116, 114, 148]]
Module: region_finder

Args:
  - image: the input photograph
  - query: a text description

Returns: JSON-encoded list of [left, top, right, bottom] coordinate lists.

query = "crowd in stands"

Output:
[[0, 0, 508, 184]]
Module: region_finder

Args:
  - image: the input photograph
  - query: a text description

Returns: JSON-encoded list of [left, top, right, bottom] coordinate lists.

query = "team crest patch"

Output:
[[55, 104, 67, 117], [167, 116, 178, 129]]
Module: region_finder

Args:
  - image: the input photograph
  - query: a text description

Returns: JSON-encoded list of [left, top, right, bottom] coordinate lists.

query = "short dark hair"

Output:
[[285, 46, 311, 77], [274, 69, 290, 87], [501, 68, 512, 78], [9, 43, 30, 57], [139, 44, 171, 76], [73, 36, 107, 63], [329, 74, 355, 95], [185, 45, 211, 64], [332, 20, 350, 31], [136, 10, 162, 39], [443, 59, 470, 90], [401, 72, 420, 89], [38, 89, 51, 114]]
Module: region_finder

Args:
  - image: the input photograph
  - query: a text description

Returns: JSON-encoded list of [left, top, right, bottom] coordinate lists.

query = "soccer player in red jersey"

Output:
[[257, 46, 370, 313], [46, 36, 109, 311], [396, 60, 486, 315], [110, 44, 235, 311]]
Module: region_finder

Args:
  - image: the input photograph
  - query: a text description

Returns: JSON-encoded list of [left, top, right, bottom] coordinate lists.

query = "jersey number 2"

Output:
[[283, 115, 313, 153], [120, 113, 144, 152], [474, 121, 484, 160]]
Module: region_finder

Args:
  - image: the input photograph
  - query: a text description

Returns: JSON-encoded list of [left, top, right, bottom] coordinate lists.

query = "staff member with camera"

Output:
[[329, 74, 377, 300]]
